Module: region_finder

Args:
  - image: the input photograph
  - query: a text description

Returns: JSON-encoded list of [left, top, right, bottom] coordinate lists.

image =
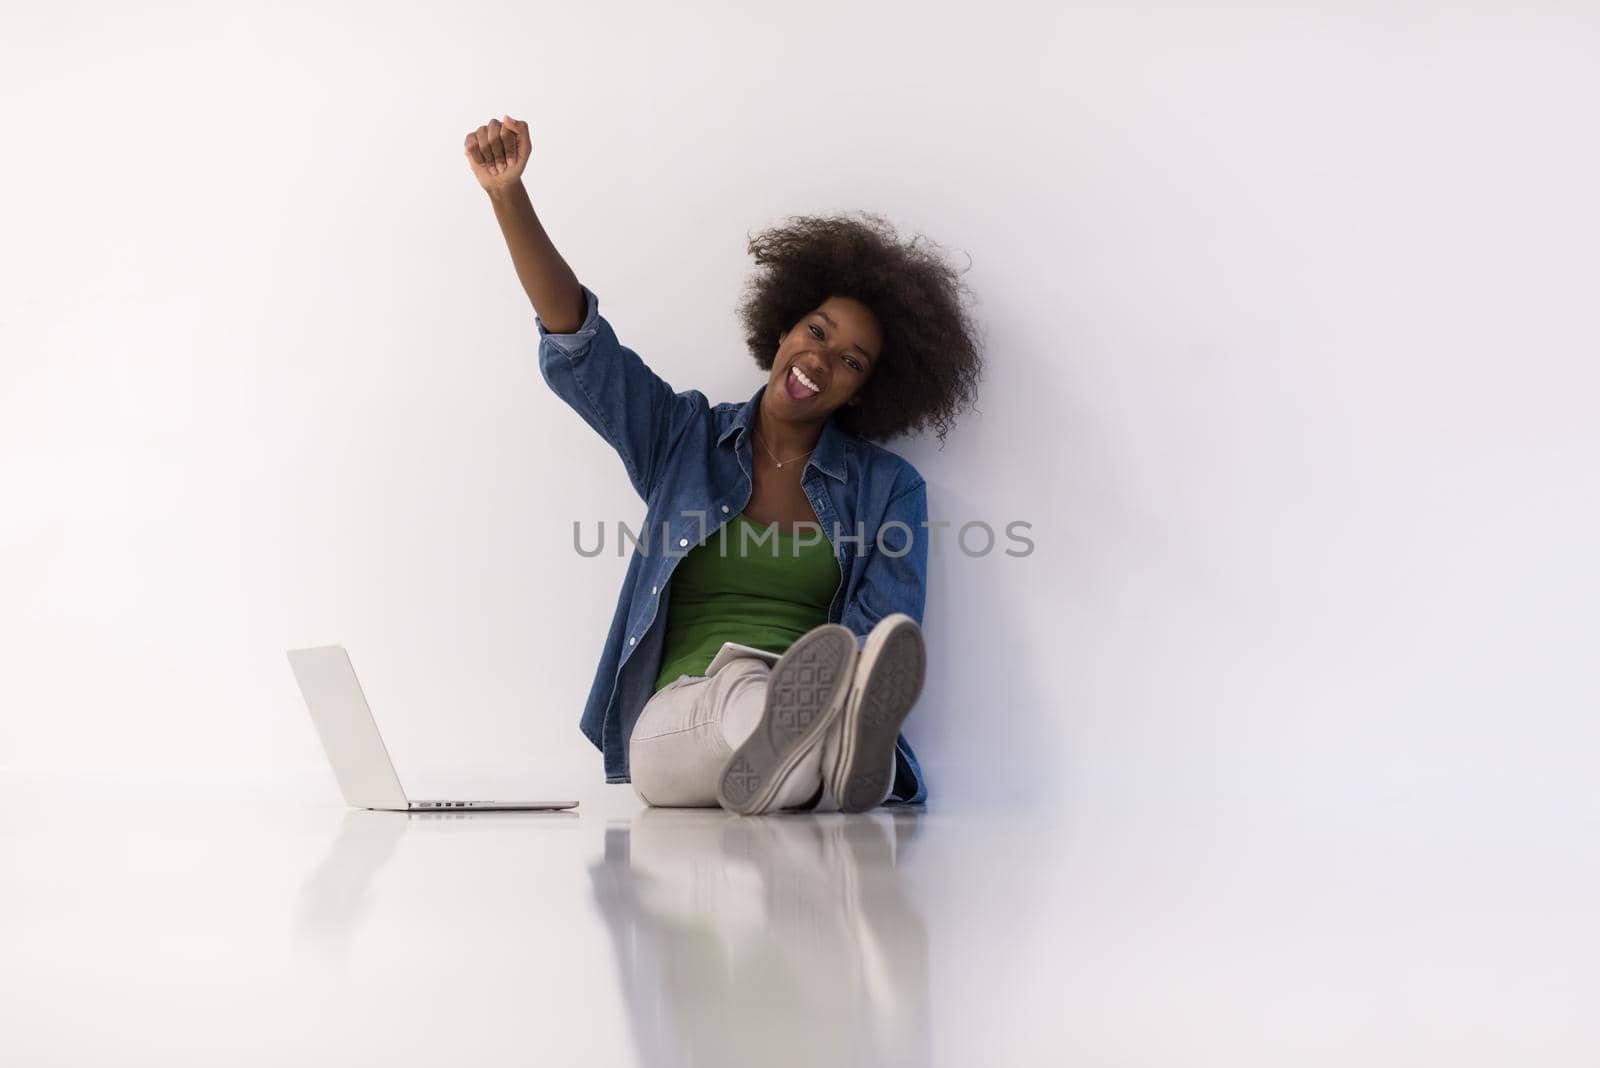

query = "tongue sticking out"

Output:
[[784, 367, 815, 401]]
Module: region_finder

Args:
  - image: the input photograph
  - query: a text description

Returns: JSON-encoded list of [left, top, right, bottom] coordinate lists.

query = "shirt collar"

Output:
[[718, 382, 849, 483]]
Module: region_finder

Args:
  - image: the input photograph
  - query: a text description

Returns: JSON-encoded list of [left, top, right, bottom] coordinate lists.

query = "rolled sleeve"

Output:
[[536, 284, 706, 502]]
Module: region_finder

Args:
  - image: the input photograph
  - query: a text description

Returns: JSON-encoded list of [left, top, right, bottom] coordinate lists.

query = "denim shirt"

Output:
[[536, 284, 930, 804]]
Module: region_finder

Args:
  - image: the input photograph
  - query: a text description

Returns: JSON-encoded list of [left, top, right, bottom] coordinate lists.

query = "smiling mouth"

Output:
[[787, 365, 822, 397]]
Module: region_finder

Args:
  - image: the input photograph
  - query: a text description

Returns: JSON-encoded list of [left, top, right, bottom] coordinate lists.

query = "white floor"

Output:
[[3, 772, 1595, 1066]]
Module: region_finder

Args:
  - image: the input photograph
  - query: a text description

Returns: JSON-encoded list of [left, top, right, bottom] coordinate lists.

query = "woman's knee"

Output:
[[630, 776, 658, 807]]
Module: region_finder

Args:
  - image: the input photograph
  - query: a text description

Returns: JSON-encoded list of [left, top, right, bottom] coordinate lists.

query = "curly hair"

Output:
[[736, 211, 985, 446]]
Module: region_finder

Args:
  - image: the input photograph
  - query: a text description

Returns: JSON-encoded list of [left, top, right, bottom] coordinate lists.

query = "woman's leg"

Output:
[[630, 658, 825, 809], [629, 670, 733, 807], [824, 613, 926, 812], [717, 625, 855, 815]]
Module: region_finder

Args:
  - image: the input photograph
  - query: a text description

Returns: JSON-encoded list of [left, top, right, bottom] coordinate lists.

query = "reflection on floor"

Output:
[[4, 774, 1597, 1065], [590, 810, 930, 1067], [286, 804, 931, 1065]]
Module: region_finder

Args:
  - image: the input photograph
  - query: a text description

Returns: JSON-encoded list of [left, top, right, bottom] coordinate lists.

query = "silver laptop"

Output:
[[286, 644, 578, 812]]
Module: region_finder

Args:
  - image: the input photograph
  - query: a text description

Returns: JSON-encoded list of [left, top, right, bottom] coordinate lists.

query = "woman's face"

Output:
[[767, 295, 884, 420]]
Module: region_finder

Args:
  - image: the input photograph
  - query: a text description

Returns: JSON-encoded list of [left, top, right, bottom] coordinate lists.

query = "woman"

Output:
[[466, 115, 984, 814]]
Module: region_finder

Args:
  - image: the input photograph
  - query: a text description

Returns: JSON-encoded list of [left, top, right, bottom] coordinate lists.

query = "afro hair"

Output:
[[736, 211, 985, 446]]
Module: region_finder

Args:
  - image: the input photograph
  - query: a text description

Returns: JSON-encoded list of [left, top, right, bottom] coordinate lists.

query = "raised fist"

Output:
[[464, 115, 531, 191]]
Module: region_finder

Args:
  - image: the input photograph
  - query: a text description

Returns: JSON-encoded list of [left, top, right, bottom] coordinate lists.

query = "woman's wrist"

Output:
[[485, 181, 529, 208]]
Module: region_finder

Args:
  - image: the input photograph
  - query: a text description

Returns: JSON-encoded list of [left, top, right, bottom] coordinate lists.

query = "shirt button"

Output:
[[679, 538, 688, 547], [629, 636, 636, 646], [651, 585, 658, 594], [720, 504, 729, 513]]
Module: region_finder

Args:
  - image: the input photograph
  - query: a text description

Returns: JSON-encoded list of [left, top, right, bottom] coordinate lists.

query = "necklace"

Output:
[[753, 426, 815, 470]]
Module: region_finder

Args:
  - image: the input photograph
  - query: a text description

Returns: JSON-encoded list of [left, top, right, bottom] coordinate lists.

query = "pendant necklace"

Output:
[[753, 427, 814, 470]]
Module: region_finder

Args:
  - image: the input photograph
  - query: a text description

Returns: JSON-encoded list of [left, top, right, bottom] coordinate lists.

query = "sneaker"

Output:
[[716, 623, 858, 816], [826, 613, 926, 813]]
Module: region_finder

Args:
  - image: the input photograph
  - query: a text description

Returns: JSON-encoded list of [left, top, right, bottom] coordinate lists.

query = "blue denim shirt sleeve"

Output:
[[839, 473, 928, 641], [839, 472, 930, 804], [536, 284, 707, 502]]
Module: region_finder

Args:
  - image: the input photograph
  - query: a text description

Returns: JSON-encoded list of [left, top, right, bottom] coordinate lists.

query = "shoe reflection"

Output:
[[590, 810, 931, 1065]]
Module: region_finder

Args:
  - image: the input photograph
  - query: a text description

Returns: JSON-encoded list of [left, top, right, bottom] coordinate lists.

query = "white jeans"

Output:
[[629, 657, 836, 810]]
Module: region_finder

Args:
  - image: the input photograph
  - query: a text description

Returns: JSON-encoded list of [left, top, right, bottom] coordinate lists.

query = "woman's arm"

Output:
[[465, 115, 585, 332], [465, 113, 705, 501], [840, 473, 930, 648]]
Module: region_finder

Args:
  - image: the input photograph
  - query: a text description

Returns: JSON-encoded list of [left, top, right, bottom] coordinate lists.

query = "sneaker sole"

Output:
[[831, 617, 925, 813], [716, 624, 857, 816]]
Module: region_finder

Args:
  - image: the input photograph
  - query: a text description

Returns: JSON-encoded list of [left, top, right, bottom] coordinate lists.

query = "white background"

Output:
[[3, 2, 1596, 828]]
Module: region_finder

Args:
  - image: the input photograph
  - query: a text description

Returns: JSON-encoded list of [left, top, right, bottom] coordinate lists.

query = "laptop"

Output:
[[286, 644, 578, 812]]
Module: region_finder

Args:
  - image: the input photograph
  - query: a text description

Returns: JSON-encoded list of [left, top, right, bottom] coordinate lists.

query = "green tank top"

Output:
[[652, 512, 841, 694]]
